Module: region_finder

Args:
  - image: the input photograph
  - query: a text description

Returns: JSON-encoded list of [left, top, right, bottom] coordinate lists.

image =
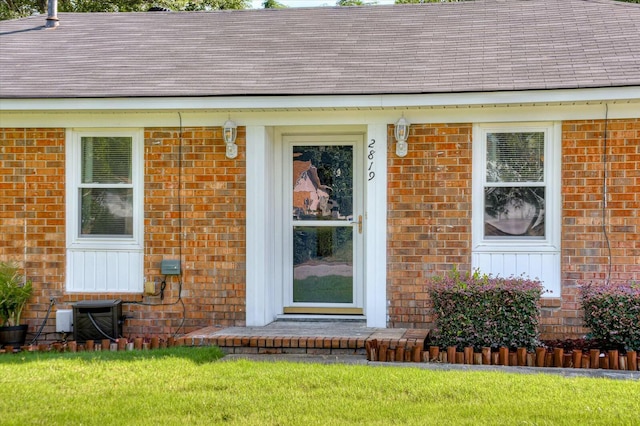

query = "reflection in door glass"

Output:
[[293, 227, 353, 303], [292, 145, 353, 221]]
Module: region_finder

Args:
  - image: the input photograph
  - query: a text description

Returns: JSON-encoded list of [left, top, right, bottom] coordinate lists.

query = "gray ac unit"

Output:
[[72, 299, 123, 343]]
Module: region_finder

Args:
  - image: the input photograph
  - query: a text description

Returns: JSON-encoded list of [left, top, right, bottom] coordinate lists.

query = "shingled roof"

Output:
[[1, 0, 639, 99]]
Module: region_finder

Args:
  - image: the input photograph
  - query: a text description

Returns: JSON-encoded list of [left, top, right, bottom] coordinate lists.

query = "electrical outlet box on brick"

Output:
[[161, 259, 181, 275], [56, 309, 73, 333]]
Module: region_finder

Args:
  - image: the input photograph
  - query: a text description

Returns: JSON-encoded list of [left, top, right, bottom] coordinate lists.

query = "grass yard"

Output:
[[1, 347, 638, 425]]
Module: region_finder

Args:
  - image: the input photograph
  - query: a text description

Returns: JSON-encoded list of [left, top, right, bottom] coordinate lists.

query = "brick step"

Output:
[[183, 325, 429, 356], [185, 330, 428, 356], [184, 335, 367, 355]]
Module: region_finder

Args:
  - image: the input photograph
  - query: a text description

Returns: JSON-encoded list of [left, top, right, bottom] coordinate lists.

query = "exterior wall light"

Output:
[[395, 116, 410, 157], [223, 119, 238, 159]]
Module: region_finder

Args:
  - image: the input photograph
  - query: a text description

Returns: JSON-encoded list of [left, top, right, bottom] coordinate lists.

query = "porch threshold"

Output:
[[184, 321, 429, 357]]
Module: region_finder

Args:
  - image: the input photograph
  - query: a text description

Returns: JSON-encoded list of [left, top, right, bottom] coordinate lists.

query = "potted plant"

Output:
[[0, 261, 33, 348]]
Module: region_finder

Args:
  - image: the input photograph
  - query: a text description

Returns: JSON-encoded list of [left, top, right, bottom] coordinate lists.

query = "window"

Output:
[[80, 136, 134, 237], [66, 129, 143, 293], [472, 123, 560, 295], [484, 132, 545, 239]]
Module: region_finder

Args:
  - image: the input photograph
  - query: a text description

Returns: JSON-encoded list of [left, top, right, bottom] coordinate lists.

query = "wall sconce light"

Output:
[[395, 115, 410, 157], [223, 119, 238, 159]]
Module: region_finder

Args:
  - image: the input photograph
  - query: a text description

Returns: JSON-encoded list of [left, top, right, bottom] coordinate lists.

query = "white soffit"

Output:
[[1, 87, 639, 112]]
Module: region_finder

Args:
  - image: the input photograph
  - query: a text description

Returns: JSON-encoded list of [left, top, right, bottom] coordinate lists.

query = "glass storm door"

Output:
[[284, 136, 364, 315]]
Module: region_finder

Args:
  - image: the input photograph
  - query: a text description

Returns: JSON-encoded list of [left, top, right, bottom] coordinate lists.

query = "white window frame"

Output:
[[472, 122, 561, 295], [472, 122, 561, 252], [66, 129, 144, 250], [65, 129, 144, 293]]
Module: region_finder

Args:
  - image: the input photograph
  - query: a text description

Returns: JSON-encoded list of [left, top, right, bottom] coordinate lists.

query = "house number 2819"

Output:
[[368, 139, 375, 181]]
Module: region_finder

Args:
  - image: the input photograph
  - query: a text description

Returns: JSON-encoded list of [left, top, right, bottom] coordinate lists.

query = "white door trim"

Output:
[[363, 124, 388, 327], [245, 125, 388, 327]]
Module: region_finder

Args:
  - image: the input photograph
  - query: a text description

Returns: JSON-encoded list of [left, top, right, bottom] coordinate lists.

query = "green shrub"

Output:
[[428, 270, 544, 351], [580, 281, 640, 351]]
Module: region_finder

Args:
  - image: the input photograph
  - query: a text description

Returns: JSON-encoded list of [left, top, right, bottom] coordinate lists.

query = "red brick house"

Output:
[[1, 0, 639, 342]]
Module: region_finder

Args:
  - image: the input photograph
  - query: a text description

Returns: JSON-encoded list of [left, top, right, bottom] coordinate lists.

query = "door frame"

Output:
[[245, 124, 388, 327]]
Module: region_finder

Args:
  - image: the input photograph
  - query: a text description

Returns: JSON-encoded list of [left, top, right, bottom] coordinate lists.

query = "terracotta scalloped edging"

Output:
[[365, 340, 640, 372], [3, 338, 639, 373], [0, 336, 190, 354]]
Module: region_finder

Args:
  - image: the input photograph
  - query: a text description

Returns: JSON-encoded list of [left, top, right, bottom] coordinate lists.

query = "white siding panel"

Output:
[[67, 250, 143, 293], [106, 251, 120, 292], [491, 254, 504, 273], [526, 255, 544, 282], [473, 252, 559, 297], [84, 252, 98, 291], [95, 252, 108, 292], [126, 251, 143, 292], [107, 251, 122, 291], [474, 253, 494, 275], [502, 253, 517, 277]]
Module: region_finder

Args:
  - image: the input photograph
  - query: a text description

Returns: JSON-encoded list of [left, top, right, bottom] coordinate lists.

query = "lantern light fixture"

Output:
[[395, 115, 410, 157], [223, 118, 238, 159]]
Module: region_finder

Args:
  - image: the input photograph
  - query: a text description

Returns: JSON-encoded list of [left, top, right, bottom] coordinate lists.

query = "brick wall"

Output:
[[0, 128, 66, 338], [1, 127, 246, 340], [544, 118, 640, 339], [386, 123, 473, 328], [2, 118, 638, 342], [135, 127, 247, 335]]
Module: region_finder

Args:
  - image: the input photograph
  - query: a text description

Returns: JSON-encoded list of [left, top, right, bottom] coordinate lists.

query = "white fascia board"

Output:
[[2, 103, 639, 129], [1, 87, 639, 112], [2, 103, 638, 129]]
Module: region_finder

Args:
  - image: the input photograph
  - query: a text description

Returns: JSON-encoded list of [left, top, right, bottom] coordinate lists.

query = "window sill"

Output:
[[539, 297, 562, 308], [473, 243, 559, 253], [67, 242, 143, 251]]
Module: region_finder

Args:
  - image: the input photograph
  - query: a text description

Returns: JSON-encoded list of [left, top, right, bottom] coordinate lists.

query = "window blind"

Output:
[[486, 132, 544, 183], [81, 137, 132, 184]]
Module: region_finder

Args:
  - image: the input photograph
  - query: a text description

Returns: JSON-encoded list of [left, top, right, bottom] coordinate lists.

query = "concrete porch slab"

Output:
[[189, 321, 404, 339]]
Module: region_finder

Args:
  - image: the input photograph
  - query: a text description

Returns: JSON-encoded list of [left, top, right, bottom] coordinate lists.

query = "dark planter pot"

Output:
[[0, 324, 29, 348]]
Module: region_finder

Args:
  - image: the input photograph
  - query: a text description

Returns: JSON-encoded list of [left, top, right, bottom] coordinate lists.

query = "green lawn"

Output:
[[1, 347, 638, 425]]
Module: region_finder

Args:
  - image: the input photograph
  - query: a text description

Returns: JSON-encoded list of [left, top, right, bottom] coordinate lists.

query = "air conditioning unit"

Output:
[[72, 299, 123, 343]]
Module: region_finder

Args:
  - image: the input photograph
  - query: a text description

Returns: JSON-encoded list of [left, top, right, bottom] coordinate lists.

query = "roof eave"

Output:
[[1, 87, 640, 113]]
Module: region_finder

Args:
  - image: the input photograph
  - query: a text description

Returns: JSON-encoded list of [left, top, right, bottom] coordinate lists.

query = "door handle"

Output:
[[350, 215, 363, 234]]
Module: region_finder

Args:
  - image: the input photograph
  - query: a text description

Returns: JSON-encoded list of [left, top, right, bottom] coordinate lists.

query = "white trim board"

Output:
[[2, 87, 639, 112], [2, 102, 638, 129]]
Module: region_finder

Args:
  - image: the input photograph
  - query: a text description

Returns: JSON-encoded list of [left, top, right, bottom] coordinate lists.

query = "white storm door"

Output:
[[283, 135, 364, 315]]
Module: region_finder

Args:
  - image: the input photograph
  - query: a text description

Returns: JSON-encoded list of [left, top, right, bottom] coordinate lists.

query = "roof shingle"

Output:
[[1, 0, 639, 99]]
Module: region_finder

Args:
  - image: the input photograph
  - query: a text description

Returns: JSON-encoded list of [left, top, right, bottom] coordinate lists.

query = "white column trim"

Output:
[[245, 125, 275, 326], [365, 124, 388, 327]]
